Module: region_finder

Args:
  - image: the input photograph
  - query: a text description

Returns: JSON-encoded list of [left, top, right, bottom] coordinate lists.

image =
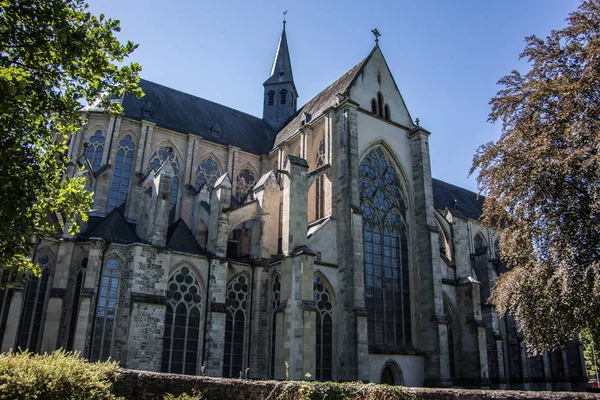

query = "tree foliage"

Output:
[[0, 0, 142, 277], [471, 0, 600, 354]]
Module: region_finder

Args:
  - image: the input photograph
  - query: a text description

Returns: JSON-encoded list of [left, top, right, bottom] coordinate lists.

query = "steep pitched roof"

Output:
[[273, 51, 373, 147], [120, 79, 276, 155], [166, 219, 205, 255], [432, 178, 485, 221], [264, 24, 295, 86], [82, 208, 140, 243]]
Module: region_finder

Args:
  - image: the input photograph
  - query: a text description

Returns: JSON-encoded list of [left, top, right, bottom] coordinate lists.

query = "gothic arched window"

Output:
[[474, 233, 485, 251], [162, 266, 203, 375], [18, 253, 51, 352], [235, 168, 256, 203], [314, 274, 333, 381], [223, 275, 249, 378], [108, 135, 135, 211], [149, 147, 181, 223], [377, 92, 384, 117], [280, 89, 287, 105], [91, 258, 119, 361], [66, 257, 87, 351], [315, 138, 326, 220], [195, 158, 221, 191], [268, 90, 275, 106], [371, 98, 378, 114], [359, 148, 411, 348], [86, 130, 105, 172], [0, 268, 15, 345], [270, 273, 281, 378]]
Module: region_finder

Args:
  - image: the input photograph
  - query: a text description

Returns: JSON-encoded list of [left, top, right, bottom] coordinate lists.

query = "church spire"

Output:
[[263, 14, 298, 131]]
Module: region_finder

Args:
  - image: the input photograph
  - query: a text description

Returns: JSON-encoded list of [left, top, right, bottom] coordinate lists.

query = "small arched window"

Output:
[[108, 135, 135, 211], [280, 89, 287, 105], [86, 130, 105, 172], [66, 257, 87, 351], [384, 104, 390, 121], [91, 258, 120, 361], [371, 99, 378, 114], [267, 90, 275, 106], [474, 233, 485, 250], [377, 92, 384, 118]]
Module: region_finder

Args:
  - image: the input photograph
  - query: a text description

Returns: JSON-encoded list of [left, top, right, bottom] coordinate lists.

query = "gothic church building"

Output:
[[0, 23, 587, 390]]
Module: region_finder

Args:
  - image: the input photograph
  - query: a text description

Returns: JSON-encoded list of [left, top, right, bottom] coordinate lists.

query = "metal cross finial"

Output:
[[371, 28, 381, 44], [283, 10, 287, 25], [416, 118, 420, 126]]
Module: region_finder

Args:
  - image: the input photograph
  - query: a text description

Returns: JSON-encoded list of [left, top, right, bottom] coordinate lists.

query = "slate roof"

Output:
[[432, 178, 485, 221], [264, 25, 295, 86], [81, 208, 140, 243], [273, 51, 373, 147], [166, 219, 205, 255], [120, 79, 276, 155]]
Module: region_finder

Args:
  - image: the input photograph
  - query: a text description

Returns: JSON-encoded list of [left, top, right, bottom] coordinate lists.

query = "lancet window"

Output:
[[195, 158, 221, 191], [280, 89, 287, 105], [149, 147, 181, 223], [66, 257, 87, 351], [17, 253, 51, 352], [91, 258, 120, 361], [235, 168, 256, 203], [86, 130, 105, 172], [314, 274, 333, 381], [162, 266, 203, 375], [270, 273, 281, 378], [359, 147, 411, 348], [315, 138, 326, 220], [377, 92, 384, 117], [223, 275, 249, 378], [108, 135, 135, 211]]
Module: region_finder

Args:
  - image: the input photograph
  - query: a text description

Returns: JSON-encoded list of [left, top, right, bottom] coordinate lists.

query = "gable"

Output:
[[348, 46, 413, 128]]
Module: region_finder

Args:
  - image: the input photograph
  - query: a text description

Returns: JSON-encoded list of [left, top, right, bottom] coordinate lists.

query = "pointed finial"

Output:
[[371, 28, 381, 44], [416, 118, 420, 126], [283, 10, 287, 27]]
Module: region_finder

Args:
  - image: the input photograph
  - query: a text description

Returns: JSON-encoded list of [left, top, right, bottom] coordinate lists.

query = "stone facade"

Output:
[[0, 23, 587, 391]]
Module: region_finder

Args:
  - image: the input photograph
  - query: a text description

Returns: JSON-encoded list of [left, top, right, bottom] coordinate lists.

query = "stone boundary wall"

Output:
[[113, 369, 600, 400]]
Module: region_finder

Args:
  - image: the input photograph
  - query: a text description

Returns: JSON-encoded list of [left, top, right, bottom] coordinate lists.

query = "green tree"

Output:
[[580, 328, 600, 383], [0, 0, 142, 278], [471, 0, 600, 355]]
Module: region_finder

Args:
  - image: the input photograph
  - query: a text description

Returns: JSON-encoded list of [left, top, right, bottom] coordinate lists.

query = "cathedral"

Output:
[[0, 22, 588, 390]]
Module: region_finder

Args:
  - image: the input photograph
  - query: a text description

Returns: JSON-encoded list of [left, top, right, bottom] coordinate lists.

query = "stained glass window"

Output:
[[359, 147, 411, 348], [108, 135, 135, 211], [195, 158, 221, 190], [235, 168, 256, 203], [162, 266, 203, 375], [314, 275, 333, 381], [149, 147, 181, 223], [67, 257, 87, 351], [91, 258, 119, 361], [17, 253, 51, 352], [270, 273, 281, 378], [86, 130, 105, 172], [223, 275, 248, 378], [315, 139, 326, 220]]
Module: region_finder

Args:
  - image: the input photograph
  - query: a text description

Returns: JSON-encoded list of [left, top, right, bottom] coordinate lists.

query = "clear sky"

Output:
[[88, 0, 579, 192]]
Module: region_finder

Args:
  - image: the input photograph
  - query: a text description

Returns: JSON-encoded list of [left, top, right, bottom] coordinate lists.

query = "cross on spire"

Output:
[[283, 10, 287, 26], [371, 28, 381, 44]]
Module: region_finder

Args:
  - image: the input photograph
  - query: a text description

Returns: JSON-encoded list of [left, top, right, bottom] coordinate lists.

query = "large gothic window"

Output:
[[235, 168, 256, 203], [91, 258, 119, 361], [108, 135, 135, 211], [66, 257, 87, 351], [195, 158, 221, 191], [314, 274, 333, 381], [223, 275, 248, 378], [359, 148, 411, 349], [162, 266, 203, 375], [270, 273, 281, 378], [149, 147, 181, 223], [315, 139, 326, 220], [86, 130, 105, 172], [17, 253, 51, 352]]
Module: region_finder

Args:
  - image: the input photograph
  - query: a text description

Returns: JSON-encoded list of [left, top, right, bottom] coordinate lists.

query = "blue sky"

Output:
[[88, 0, 579, 191]]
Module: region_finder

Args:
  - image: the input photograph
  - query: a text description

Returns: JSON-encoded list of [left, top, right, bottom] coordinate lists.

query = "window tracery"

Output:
[[91, 258, 119, 361], [149, 147, 181, 223], [315, 138, 326, 219], [235, 168, 256, 203], [359, 147, 411, 348], [86, 130, 105, 172], [18, 253, 51, 352], [66, 257, 87, 351], [108, 135, 135, 211], [162, 266, 203, 375], [314, 274, 333, 381], [270, 273, 281, 378], [223, 275, 249, 378], [195, 158, 221, 190]]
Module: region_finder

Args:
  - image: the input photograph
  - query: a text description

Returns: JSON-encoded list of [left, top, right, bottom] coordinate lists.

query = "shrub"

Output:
[[0, 349, 120, 399]]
